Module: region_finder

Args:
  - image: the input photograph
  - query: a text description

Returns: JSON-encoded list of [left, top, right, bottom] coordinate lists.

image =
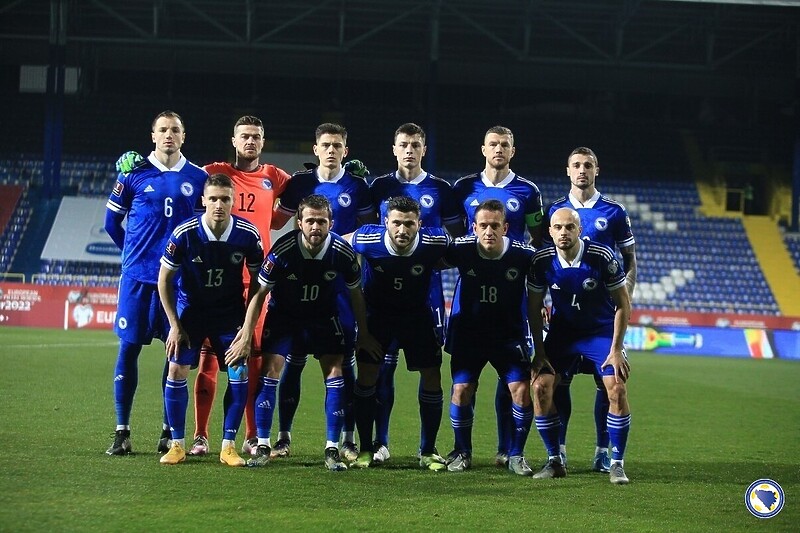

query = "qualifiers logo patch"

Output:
[[745, 479, 784, 519], [165, 241, 176, 256], [112, 181, 124, 196], [263, 258, 275, 274]]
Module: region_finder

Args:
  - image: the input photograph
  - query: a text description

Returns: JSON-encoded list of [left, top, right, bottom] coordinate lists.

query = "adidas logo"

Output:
[[332, 409, 346, 417], [144, 185, 155, 193], [287, 274, 297, 280], [374, 266, 384, 272], [466, 269, 476, 276], [612, 446, 619, 453], [114, 374, 124, 382], [470, 199, 479, 206], [192, 256, 203, 263], [550, 283, 560, 290], [257, 401, 272, 409]]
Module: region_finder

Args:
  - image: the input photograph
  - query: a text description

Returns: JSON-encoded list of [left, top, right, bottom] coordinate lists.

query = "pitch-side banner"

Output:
[[40, 196, 121, 263], [0, 283, 117, 330]]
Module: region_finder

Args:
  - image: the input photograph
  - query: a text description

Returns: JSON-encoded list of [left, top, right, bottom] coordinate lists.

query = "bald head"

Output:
[[549, 207, 582, 251]]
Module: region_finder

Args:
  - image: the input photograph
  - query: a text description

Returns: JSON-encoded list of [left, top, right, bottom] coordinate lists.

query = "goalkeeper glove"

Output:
[[115, 151, 146, 175], [344, 159, 369, 178]]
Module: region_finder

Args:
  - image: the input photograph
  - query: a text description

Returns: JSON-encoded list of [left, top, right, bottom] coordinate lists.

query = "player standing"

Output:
[[348, 196, 449, 470], [225, 194, 381, 470], [452, 125, 544, 467], [114, 115, 291, 457], [269, 123, 373, 461], [105, 110, 207, 455], [367, 122, 464, 464], [157, 174, 264, 466], [543, 147, 636, 472], [442, 199, 537, 476], [529, 207, 632, 484]]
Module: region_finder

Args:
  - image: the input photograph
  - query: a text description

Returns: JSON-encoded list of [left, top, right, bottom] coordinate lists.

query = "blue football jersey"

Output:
[[277, 167, 372, 234], [351, 224, 449, 315], [106, 153, 207, 284], [543, 192, 634, 250], [370, 171, 462, 230], [453, 171, 543, 242], [529, 239, 626, 336], [160, 214, 263, 325], [259, 230, 361, 320], [444, 236, 535, 346]]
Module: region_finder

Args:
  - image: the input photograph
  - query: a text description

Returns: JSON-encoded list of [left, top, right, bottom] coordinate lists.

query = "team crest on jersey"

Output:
[[324, 270, 338, 281], [112, 180, 124, 196], [411, 264, 425, 276], [582, 278, 598, 291], [262, 179, 273, 190], [506, 198, 521, 212], [352, 263, 359, 273], [505, 268, 520, 281], [608, 259, 620, 274], [594, 217, 609, 231], [338, 193, 352, 207], [420, 195, 435, 208], [166, 241, 176, 256], [180, 182, 195, 197], [231, 252, 244, 264], [264, 258, 275, 274]]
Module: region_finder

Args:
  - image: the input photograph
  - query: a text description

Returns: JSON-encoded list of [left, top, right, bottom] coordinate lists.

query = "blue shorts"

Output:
[[544, 329, 618, 377], [262, 312, 355, 357], [356, 312, 442, 370], [449, 337, 531, 385], [114, 274, 167, 345]]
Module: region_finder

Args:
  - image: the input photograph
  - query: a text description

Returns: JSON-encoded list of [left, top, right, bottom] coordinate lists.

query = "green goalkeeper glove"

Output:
[[344, 159, 369, 178], [115, 151, 146, 175]]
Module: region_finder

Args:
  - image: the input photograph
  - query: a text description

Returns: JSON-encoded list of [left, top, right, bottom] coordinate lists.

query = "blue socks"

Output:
[[374, 354, 398, 446], [278, 354, 307, 434], [324, 376, 346, 443], [164, 378, 188, 440], [255, 376, 279, 440], [607, 413, 631, 461], [535, 414, 561, 458], [509, 402, 533, 457], [450, 401, 474, 454], [419, 387, 443, 455], [113, 341, 142, 428]]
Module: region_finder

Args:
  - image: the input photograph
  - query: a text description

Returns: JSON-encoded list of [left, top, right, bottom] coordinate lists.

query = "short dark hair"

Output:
[[234, 115, 264, 134], [394, 122, 426, 144], [474, 199, 506, 221], [568, 146, 598, 167], [297, 194, 333, 221], [485, 125, 514, 146], [152, 110, 184, 131], [386, 196, 421, 217], [205, 173, 234, 191], [315, 122, 347, 143]]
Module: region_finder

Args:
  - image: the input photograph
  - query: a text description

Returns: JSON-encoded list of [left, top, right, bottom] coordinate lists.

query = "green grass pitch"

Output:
[[0, 326, 797, 532]]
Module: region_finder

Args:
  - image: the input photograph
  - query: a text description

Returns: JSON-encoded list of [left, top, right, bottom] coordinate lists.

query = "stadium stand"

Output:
[[785, 232, 800, 274]]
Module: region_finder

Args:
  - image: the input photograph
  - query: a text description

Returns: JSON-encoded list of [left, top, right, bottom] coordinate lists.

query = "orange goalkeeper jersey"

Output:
[[204, 161, 290, 283]]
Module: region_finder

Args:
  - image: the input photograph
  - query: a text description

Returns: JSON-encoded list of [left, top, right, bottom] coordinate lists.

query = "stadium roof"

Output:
[[0, 0, 797, 100]]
